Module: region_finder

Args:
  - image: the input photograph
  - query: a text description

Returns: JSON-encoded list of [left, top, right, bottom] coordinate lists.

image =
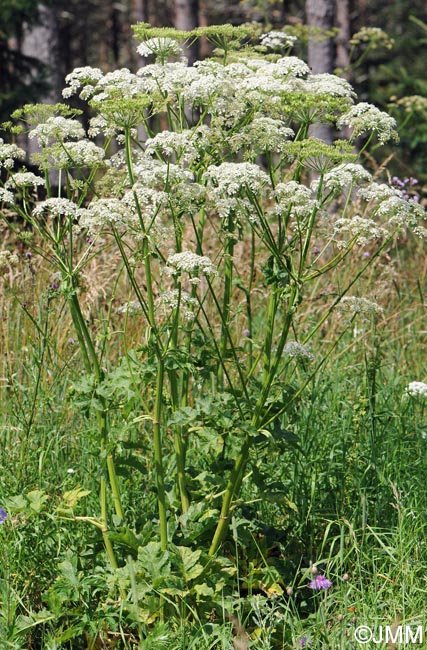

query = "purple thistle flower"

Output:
[[0, 507, 7, 524], [309, 574, 332, 590]]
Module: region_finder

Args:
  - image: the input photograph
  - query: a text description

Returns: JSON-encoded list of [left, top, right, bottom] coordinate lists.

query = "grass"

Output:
[[0, 235, 427, 648]]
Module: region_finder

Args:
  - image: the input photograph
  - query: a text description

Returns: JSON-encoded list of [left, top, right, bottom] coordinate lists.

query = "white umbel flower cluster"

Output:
[[358, 182, 426, 235], [313, 163, 372, 194], [203, 163, 270, 196], [137, 37, 183, 59], [358, 182, 398, 202], [230, 118, 294, 154], [5, 172, 45, 189], [78, 198, 132, 233], [0, 188, 15, 204], [406, 382, 427, 398], [203, 162, 271, 222], [338, 296, 384, 322], [62, 66, 104, 100], [260, 31, 297, 50], [337, 102, 399, 144], [272, 181, 318, 224], [156, 289, 196, 321], [306, 74, 356, 99], [275, 56, 310, 78], [145, 130, 199, 165], [52, 141, 106, 168], [90, 69, 146, 102], [283, 341, 315, 361], [33, 198, 79, 219], [0, 139, 25, 169], [132, 157, 194, 187], [0, 250, 19, 272], [29, 117, 85, 146], [166, 251, 217, 278], [333, 215, 388, 247]]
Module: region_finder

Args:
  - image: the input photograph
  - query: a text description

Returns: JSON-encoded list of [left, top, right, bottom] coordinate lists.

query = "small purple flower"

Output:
[[0, 508, 7, 524], [243, 329, 251, 337], [362, 251, 371, 258], [309, 574, 332, 590], [392, 176, 404, 188], [312, 246, 320, 254], [298, 636, 311, 647]]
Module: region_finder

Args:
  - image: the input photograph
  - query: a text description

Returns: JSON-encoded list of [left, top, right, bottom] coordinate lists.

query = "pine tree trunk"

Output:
[[306, 0, 336, 143], [173, 0, 199, 64], [20, 3, 62, 176], [336, 0, 351, 77]]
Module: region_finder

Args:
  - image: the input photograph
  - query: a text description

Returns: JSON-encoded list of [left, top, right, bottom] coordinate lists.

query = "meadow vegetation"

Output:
[[0, 23, 427, 649]]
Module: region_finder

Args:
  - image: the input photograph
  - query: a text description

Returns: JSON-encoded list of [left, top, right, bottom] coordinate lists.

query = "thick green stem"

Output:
[[209, 434, 251, 556], [67, 287, 125, 523], [168, 297, 190, 514], [218, 223, 235, 387], [153, 358, 168, 550], [263, 291, 278, 382], [209, 283, 299, 555]]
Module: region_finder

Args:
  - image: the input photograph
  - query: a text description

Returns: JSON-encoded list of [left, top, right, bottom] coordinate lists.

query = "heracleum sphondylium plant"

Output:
[[1, 23, 426, 574]]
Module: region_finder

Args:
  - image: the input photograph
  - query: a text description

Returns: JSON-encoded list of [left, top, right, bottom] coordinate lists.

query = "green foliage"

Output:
[[1, 19, 427, 649]]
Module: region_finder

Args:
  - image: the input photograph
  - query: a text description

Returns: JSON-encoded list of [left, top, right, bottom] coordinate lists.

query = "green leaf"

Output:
[[176, 546, 204, 581], [193, 583, 214, 598], [15, 609, 55, 632], [137, 542, 171, 579], [4, 494, 27, 511], [27, 489, 49, 512], [61, 487, 91, 509]]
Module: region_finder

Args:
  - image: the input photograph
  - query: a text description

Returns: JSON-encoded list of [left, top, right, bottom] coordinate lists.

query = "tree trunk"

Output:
[[336, 0, 351, 77], [20, 3, 62, 177], [173, 0, 199, 64], [21, 4, 62, 104], [305, 0, 336, 143]]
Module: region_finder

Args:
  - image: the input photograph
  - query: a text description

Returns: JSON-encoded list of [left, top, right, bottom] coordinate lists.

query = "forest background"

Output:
[[2, 0, 427, 180]]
